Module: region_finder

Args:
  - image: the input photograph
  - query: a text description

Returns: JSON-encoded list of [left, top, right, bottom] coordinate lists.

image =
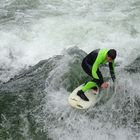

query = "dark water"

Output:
[[0, 0, 140, 140], [0, 47, 140, 140]]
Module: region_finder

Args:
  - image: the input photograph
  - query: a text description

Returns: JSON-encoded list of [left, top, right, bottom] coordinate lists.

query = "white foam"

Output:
[[0, 15, 139, 79], [0, 1, 140, 139]]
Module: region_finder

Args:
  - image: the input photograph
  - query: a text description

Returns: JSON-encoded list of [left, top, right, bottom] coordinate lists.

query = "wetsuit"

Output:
[[81, 49, 116, 92]]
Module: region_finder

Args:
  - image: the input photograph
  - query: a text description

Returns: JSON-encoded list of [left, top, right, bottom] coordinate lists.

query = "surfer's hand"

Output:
[[101, 82, 109, 89]]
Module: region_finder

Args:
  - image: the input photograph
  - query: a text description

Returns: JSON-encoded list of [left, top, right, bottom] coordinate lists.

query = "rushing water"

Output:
[[0, 0, 140, 140]]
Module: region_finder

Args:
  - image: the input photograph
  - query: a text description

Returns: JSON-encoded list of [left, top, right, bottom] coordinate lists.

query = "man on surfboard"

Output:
[[77, 48, 117, 101]]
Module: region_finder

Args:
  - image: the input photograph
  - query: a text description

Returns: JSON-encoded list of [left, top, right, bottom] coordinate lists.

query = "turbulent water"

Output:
[[0, 0, 140, 140]]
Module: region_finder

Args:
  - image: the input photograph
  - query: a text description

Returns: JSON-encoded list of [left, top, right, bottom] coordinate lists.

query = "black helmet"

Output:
[[107, 49, 117, 60]]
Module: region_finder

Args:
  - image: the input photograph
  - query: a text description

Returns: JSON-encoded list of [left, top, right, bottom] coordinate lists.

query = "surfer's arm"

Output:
[[109, 61, 116, 82], [92, 62, 103, 87]]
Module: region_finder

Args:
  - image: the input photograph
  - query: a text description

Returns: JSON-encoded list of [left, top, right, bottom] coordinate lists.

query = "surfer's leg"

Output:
[[77, 90, 89, 101], [80, 69, 103, 94], [77, 58, 98, 101], [81, 58, 92, 77], [81, 68, 103, 91], [92, 69, 104, 87], [96, 69, 104, 86], [77, 81, 98, 101], [81, 81, 97, 92]]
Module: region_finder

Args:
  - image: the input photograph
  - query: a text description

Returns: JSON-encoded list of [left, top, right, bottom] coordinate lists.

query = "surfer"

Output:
[[77, 48, 117, 101]]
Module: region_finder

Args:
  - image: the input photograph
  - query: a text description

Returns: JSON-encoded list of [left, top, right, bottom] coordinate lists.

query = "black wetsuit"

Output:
[[81, 49, 116, 87]]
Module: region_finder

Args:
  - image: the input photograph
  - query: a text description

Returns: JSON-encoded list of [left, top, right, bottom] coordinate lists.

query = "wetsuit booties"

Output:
[[77, 90, 89, 101]]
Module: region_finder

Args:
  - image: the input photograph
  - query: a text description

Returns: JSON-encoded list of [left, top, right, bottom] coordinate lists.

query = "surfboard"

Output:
[[68, 84, 99, 109]]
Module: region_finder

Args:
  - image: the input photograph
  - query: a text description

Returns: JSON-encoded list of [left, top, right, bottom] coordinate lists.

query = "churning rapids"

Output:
[[0, 0, 140, 140]]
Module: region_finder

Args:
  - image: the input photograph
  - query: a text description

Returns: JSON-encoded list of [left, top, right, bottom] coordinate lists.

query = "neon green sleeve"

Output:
[[91, 61, 99, 79], [91, 49, 108, 80]]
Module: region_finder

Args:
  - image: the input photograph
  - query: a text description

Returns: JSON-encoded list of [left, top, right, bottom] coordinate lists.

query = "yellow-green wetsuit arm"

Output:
[[91, 49, 108, 86]]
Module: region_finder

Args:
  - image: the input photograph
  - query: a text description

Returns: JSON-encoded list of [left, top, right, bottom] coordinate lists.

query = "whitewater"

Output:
[[0, 0, 140, 140]]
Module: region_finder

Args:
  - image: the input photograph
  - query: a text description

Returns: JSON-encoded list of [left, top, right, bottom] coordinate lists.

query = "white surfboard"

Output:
[[68, 84, 99, 109]]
